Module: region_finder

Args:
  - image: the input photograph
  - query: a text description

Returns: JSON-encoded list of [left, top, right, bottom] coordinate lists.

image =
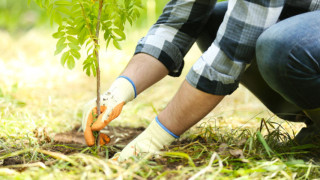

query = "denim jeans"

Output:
[[197, 1, 320, 122], [256, 10, 320, 110]]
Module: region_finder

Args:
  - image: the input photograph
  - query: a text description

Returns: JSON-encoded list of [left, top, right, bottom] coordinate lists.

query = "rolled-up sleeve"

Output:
[[186, 0, 285, 95], [135, 0, 215, 77]]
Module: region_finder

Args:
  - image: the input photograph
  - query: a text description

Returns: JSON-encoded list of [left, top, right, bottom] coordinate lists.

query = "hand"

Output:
[[82, 98, 124, 146], [82, 76, 136, 146], [112, 118, 178, 161], [82, 104, 112, 146], [90, 92, 125, 131]]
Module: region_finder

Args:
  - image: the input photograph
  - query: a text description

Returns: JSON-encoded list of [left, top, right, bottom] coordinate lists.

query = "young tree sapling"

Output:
[[32, 0, 141, 146]]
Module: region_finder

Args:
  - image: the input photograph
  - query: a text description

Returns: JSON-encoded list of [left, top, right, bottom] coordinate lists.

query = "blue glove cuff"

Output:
[[155, 116, 180, 139], [118, 76, 137, 98]]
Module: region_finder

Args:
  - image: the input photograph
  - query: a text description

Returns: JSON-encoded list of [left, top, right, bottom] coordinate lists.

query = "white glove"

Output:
[[112, 117, 179, 161], [82, 76, 136, 146]]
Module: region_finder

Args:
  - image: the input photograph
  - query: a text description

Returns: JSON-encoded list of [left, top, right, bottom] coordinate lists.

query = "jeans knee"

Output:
[[256, 31, 286, 83], [256, 28, 320, 84], [257, 11, 320, 85], [255, 11, 320, 109]]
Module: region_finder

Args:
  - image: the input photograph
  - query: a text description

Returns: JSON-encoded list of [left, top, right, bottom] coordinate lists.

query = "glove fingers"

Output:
[[100, 105, 107, 113], [84, 106, 107, 146], [84, 128, 95, 147], [91, 111, 109, 131], [84, 107, 96, 146], [82, 99, 96, 132], [91, 102, 125, 131], [109, 101, 125, 121], [99, 133, 111, 146]]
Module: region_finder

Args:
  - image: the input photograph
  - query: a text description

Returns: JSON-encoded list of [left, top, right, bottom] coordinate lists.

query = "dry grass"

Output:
[[0, 29, 316, 179]]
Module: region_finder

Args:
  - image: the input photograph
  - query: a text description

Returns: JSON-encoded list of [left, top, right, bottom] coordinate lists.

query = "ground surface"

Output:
[[54, 125, 145, 147], [53, 125, 145, 157], [0, 29, 319, 179]]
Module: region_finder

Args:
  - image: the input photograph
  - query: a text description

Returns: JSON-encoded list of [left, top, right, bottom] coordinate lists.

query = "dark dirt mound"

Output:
[[51, 125, 145, 158], [54, 125, 145, 147], [2, 156, 24, 166]]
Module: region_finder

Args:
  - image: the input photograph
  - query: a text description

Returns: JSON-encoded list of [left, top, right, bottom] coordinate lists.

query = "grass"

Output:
[[0, 29, 320, 179]]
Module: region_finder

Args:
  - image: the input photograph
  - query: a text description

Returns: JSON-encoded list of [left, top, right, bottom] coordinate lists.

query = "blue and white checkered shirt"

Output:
[[135, 0, 320, 95]]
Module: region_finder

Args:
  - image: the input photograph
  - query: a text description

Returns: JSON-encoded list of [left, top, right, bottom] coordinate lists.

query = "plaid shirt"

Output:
[[135, 0, 320, 95]]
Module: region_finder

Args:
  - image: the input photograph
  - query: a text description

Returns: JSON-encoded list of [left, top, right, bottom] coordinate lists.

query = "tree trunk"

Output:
[[94, 0, 104, 147]]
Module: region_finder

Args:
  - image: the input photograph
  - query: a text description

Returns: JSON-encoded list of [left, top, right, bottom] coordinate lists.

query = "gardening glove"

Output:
[[83, 105, 112, 146], [82, 76, 136, 146], [112, 117, 179, 161]]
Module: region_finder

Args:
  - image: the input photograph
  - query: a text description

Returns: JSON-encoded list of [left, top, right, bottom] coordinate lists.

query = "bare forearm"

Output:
[[121, 53, 169, 95], [158, 80, 225, 135], [120, 54, 224, 136]]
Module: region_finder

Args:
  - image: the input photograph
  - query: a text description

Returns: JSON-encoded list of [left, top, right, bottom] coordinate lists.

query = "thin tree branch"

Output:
[[95, 0, 103, 116], [94, 0, 104, 147]]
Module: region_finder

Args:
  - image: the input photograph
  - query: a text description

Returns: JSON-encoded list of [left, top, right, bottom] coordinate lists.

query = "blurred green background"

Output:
[[0, 0, 48, 33], [0, 0, 168, 34]]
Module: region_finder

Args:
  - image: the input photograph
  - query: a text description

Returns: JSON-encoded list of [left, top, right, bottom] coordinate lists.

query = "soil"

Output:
[[54, 125, 145, 146], [2, 156, 24, 166], [1, 125, 145, 166], [52, 125, 145, 157]]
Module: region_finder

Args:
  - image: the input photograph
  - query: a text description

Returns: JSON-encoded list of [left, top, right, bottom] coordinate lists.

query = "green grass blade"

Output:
[[163, 152, 196, 167], [256, 131, 274, 157]]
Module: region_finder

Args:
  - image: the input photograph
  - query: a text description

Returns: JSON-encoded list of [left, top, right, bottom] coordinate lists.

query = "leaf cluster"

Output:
[[33, 0, 141, 76]]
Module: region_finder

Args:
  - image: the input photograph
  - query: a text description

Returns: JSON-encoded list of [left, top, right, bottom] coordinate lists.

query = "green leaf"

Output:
[[55, 6, 72, 16], [67, 36, 79, 44], [71, 4, 81, 14], [66, 19, 75, 26], [68, 43, 81, 51], [127, 17, 132, 25], [57, 37, 67, 46], [54, 11, 63, 25], [85, 67, 91, 76], [113, 29, 126, 40], [113, 39, 121, 50], [83, 62, 91, 76], [78, 28, 88, 45], [83, 62, 90, 71], [85, 38, 92, 47], [105, 37, 111, 49], [54, 43, 67, 56], [54, 0, 71, 6], [103, 21, 112, 28], [70, 49, 81, 59], [91, 63, 96, 77], [87, 45, 93, 55], [66, 27, 78, 35], [58, 25, 66, 32], [54, 37, 67, 55], [67, 55, 75, 69], [60, 51, 69, 66], [52, 32, 65, 39], [35, 0, 43, 8], [103, 30, 110, 40], [75, 22, 85, 32], [133, 8, 140, 18]]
